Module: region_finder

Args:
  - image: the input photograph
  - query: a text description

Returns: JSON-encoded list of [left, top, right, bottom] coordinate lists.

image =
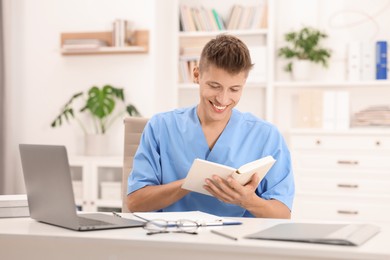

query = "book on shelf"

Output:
[[322, 91, 350, 130], [361, 42, 376, 81], [182, 156, 276, 196], [227, 5, 243, 30], [347, 41, 361, 81], [295, 90, 323, 129], [112, 19, 134, 47], [212, 8, 225, 30]]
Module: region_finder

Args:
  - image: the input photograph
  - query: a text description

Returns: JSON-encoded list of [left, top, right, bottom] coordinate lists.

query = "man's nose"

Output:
[[216, 90, 229, 105]]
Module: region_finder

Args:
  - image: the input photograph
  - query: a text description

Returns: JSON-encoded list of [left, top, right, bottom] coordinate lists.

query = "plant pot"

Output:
[[85, 134, 108, 156], [292, 60, 312, 81]]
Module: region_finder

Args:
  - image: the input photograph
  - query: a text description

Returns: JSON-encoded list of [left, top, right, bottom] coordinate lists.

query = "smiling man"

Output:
[[127, 35, 294, 218]]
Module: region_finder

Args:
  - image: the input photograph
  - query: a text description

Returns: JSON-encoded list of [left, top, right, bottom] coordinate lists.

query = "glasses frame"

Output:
[[143, 219, 201, 235]]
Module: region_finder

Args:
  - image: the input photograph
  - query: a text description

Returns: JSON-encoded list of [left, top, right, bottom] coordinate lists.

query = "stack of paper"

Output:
[[0, 194, 30, 218], [132, 211, 242, 226], [351, 105, 390, 127]]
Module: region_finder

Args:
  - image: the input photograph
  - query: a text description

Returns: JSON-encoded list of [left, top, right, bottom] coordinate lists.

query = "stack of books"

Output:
[[0, 194, 30, 218], [351, 105, 390, 127], [62, 39, 108, 52]]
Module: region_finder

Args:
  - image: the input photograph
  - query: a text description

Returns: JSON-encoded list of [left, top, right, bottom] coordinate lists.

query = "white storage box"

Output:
[[101, 182, 121, 200], [72, 181, 83, 200]]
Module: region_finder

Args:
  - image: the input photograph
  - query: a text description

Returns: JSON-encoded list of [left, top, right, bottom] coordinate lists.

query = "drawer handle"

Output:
[[337, 184, 359, 189], [337, 210, 359, 215], [315, 139, 321, 145], [337, 160, 359, 165]]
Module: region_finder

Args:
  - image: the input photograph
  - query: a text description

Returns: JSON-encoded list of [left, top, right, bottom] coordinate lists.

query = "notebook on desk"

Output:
[[19, 144, 144, 231], [245, 223, 380, 246]]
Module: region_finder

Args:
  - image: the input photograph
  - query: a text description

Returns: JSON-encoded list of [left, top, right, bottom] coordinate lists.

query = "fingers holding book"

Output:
[[203, 173, 259, 206]]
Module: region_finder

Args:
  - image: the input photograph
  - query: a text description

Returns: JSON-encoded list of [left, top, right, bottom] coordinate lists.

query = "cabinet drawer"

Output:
[[290, 135, 390, 150], [296, 177, 390, 195], [293, 152, 390, 169], [293, 195, 390, 222]]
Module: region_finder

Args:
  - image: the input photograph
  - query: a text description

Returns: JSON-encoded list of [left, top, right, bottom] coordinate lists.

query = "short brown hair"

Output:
[[198, 34, 254, 75]]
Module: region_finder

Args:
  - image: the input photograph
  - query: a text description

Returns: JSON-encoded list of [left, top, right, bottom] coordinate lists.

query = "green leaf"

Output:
[[278, 26, 331, 71], [87, 86, 114, 119]]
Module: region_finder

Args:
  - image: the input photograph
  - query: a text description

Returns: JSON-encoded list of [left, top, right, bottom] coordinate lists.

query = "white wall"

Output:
[[3, 0, 176, 193]]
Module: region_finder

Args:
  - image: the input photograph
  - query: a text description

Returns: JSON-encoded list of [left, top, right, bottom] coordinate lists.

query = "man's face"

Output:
[[195, 65, 247, 124]]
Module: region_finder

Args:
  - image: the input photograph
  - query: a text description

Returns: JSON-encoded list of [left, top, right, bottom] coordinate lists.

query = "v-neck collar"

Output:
[[193, 106, 240, 161]]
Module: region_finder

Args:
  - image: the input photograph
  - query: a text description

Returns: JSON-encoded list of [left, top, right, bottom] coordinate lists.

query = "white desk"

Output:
[[0, 215, 389, 260]]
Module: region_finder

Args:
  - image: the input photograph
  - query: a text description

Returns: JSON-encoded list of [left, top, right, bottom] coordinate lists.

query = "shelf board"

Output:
[[61, 46, 148, 55], [60, 30, 149, 55], [179, 29, 268, 38], [274, 80, 390, 88]]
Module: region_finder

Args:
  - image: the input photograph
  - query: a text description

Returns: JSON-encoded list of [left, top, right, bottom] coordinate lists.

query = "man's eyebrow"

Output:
[[206, 80, 222, 85], [206, 81, 243, 88]]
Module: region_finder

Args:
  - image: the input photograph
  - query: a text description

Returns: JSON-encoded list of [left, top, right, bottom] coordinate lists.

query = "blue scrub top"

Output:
[[128, 106, 294, 217]]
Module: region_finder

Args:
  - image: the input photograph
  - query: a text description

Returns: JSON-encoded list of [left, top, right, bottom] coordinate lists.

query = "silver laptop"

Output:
[[19, 144, 144, 231]]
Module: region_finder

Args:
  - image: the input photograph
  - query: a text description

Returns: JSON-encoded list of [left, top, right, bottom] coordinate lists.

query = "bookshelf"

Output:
[[60, 30, 149, 55]]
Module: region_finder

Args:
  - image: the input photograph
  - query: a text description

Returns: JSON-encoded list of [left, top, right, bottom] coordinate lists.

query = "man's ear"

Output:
[[193, 67, 200, 84]]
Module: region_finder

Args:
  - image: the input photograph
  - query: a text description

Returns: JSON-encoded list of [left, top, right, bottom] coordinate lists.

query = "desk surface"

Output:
[[0, 215, 389, 260]]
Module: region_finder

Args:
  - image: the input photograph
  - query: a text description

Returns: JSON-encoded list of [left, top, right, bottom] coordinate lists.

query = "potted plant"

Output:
[[51, 84, 140, 155], [278, 26, 332, 80]]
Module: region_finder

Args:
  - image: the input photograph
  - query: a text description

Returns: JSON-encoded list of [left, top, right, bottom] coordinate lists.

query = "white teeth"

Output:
[[213, 104, 226, 110]]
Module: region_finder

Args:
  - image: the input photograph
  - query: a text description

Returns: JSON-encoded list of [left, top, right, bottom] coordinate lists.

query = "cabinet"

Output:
[[290, 130, 390, 223], [175, 0, 273, 119], [68, 156, 123, 212]]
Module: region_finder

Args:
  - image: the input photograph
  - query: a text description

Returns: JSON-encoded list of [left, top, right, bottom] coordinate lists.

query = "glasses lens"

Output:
[[144, 219, 167, 232], [177, 219, 198, 232]]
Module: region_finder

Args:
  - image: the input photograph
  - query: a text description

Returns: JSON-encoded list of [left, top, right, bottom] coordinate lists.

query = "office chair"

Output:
[[122, 117, 148, 213]]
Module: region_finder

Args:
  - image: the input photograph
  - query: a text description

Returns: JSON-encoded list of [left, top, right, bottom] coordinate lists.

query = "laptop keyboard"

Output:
[[78, 216, 113, 227]]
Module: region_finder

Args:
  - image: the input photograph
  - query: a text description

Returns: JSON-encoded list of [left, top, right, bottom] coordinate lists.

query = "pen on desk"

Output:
[[131, 213, 150, 222], [112, 211, 122, 218], [210, 229, 238, 241]]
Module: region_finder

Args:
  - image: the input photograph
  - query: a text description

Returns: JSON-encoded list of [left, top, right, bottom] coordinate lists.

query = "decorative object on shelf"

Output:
[[51, 85, 140, 155], [278, 26, 331, 80]]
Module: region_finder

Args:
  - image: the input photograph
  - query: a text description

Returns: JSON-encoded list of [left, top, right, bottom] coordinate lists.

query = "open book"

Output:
[[182, 156, 275, 196]]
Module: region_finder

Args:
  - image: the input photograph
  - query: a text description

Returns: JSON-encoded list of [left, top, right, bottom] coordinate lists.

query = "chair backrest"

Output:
[[122, 117, 148, 213]]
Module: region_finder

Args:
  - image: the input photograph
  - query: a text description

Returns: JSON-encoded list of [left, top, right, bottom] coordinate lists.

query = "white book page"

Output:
[[132, 211, 241, 226]]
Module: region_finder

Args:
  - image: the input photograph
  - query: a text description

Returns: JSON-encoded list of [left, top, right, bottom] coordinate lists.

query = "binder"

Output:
[[376, 41, 387, 80]]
